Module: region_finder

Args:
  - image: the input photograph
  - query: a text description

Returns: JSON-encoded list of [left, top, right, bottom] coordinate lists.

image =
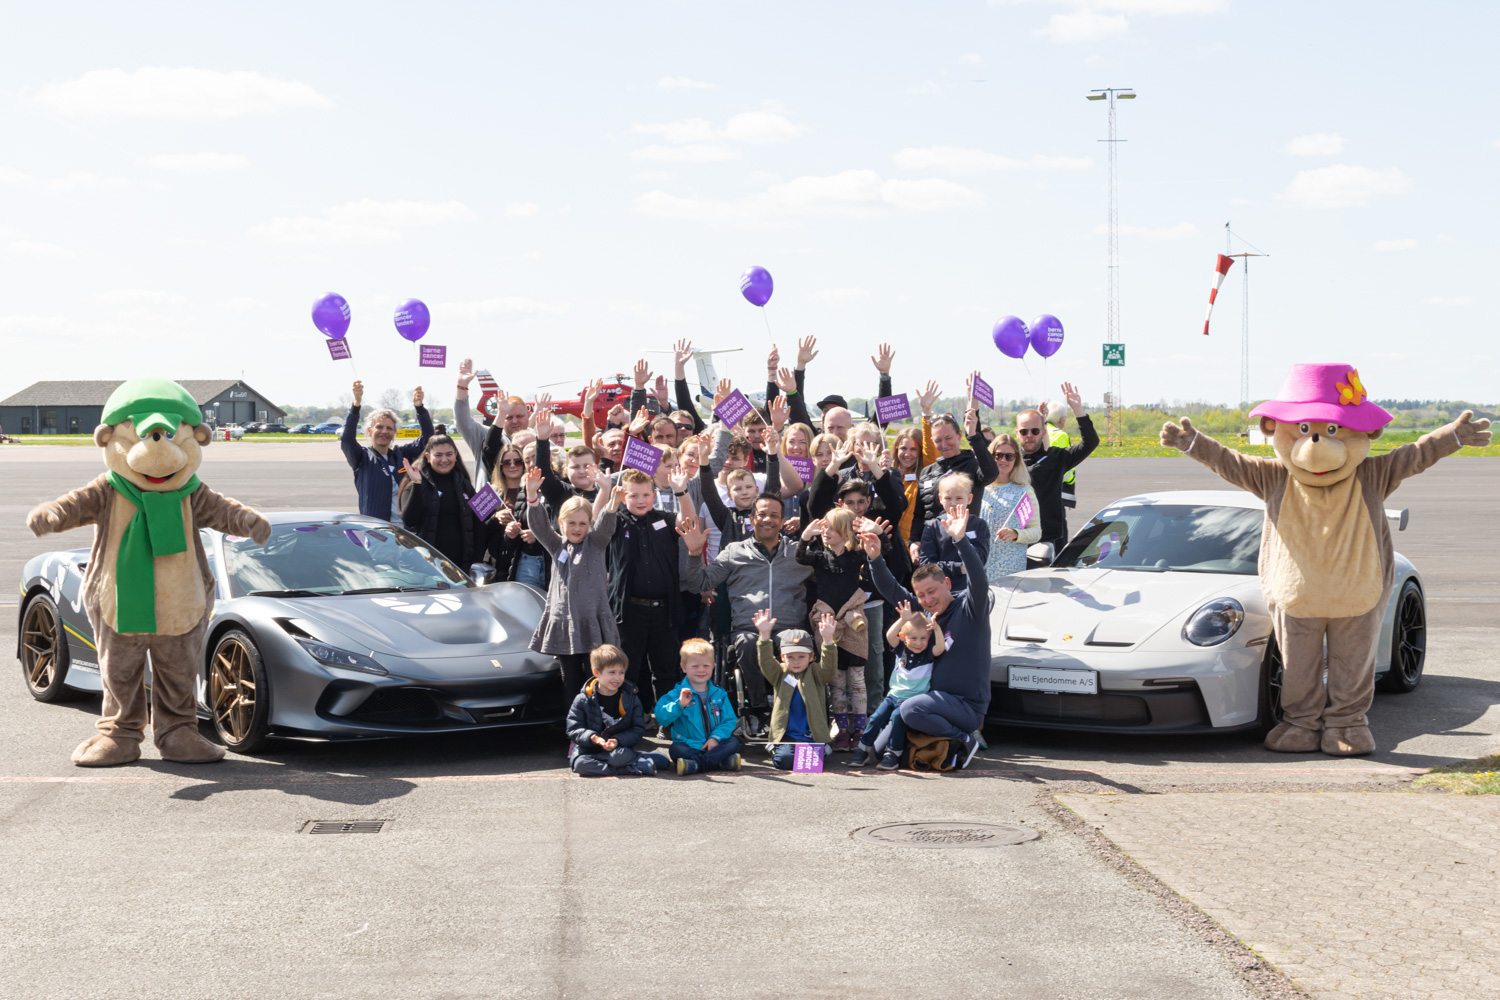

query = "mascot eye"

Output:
[[1297, 423, 1311, 435], [164, 430, 175, 440], [1326, 424, 1339, 437]]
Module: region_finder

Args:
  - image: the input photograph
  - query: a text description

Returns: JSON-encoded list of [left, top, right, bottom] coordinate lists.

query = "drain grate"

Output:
[[305, 820, 389, 835], [852, 821, 1039, 848]]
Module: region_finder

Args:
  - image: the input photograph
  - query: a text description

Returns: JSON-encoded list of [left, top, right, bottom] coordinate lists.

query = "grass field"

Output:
[[1412, 755, 1500, 795]]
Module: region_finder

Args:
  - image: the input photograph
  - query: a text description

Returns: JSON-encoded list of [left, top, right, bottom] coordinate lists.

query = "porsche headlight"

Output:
[[295, 638, 387, 675], [1182, 598, 1244, 646]]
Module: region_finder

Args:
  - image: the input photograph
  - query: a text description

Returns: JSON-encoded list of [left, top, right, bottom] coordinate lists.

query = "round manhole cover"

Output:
[[852, 822, 1040, 848]]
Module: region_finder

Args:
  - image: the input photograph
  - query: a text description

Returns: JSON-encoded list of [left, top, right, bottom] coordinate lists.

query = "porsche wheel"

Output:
[[1255, 637, 1284, 734], [1378, 580, 1426, 694], [208, 630, 269, 753], [21, 594, 77, 702]]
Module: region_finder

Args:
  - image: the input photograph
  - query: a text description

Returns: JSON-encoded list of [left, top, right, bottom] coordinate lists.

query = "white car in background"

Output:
[[987, 490, 1426, 735]]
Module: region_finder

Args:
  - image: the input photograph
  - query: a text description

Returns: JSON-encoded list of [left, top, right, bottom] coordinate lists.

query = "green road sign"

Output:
[[1102, 344, 1125, 367]]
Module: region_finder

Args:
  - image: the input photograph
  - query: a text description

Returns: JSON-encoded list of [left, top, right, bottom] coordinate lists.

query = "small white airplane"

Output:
[[644, 348, 766, 408]]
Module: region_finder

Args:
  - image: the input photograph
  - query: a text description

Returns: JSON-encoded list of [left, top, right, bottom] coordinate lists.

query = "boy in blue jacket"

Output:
[[655, 638, 742, 774]]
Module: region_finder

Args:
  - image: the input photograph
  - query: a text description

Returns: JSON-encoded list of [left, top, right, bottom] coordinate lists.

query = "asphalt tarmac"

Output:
[[2, 441, 1496, 999]]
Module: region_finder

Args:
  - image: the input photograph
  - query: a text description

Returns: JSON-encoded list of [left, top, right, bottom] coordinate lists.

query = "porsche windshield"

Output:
[[1056, 504, 1262, 575], [221, 521, 472, 598]]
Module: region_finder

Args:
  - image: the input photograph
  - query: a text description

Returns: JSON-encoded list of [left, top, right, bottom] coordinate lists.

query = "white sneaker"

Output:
[[960, 730, 982, 769]]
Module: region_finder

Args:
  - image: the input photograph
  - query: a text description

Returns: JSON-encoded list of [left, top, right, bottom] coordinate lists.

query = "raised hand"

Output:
[[769, 393, 789, 431], [753, 608, 777, 638], [1062, 381, 1085, 417], [796, 335, 819, 369], [964, 406, 979, 436], [1455, 410, 1494, 447], [457, 358, 475, 389], [943, 502, 969, 542], [677, 510, 709, 553], [857, 441, 881, 472], [412, 386, 424, 408], [871, 342, 894, 374], [1160, 416, 1195, 451], [673, 339, 694, 379], [802, 517, 826, 541], [965, 370, 980, 407], [774, 366, 797, 395], [766, 344, 780, 373], [633, 358, 651, 389], [401, 459, 422, 488], [523, 466, 542, 501], [868, 516, 894, 536], [532, 406, 554, 442], [712, 378, 732, 410], [653, 374, 670, 407], [629, 406, 651, 438], [916, 380, 940, 416], [351, 380, 364, 407], [582, 377, 604, 412], [612, 485, 628, 510], [828, 441, 852, 472], [816, 612, 838, 644], [606, 403, 629, 427], [859, 530, 884, 560], [895, 600, 915, 623]]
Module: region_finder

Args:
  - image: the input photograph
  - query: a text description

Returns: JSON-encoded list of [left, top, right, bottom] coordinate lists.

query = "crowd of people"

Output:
[[339, 338, 1099, 774]]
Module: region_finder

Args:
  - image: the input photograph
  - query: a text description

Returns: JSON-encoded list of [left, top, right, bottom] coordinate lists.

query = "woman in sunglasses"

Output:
[[979, 433, 1041, 579]]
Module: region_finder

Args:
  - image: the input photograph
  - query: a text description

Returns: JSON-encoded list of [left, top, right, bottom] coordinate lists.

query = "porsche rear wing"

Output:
[[1385, 508, 1409, 531]]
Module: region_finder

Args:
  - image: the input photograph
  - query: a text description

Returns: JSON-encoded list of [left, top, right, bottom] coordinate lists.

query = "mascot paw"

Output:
[[26, 506, 62, 537], [1263, 721, 1321, 753], [156, 725, 227, 763], [1160, 416, 1195, 452], [1321, 725, 1375, 757], [1454, 410, 1493, 448], [72, 734, 142, 767]]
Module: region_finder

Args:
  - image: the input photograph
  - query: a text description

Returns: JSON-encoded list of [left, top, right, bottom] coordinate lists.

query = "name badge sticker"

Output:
[[966, 531, 977, 539], [652, 520, 667, 530], [783, 674, 799, 687], [904, 473, 917, 482]]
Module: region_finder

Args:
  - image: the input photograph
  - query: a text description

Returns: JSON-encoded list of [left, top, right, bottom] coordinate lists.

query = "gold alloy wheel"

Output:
[[210, 635, 258, 744], [22, 599, 59, 693]]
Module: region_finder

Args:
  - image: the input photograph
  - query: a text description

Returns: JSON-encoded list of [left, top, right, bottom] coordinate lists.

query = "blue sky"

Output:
[[2, 0, 1494, 414]]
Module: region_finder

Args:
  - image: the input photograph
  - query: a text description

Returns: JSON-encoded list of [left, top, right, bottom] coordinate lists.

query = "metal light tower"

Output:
[[1087, 87, 1135, 445], [1224, 222, 1268, 413]]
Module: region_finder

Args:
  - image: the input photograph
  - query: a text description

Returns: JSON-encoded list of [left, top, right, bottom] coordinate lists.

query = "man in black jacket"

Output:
[[1019, 381, 1098, 556]]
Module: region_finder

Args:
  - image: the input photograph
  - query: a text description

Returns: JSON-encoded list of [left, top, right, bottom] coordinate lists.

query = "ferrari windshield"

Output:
[[221, 521, 472, 598], [1056, 503, 1262, 575]]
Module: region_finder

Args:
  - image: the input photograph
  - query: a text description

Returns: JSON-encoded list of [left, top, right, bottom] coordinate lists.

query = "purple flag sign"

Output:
[[784, 454, 816, 483], [327, 338, 352, 361], [874, 393, 911, 423], [972, 375, 994, 409], [713, 388, 755, 429], [622, 436, 663, 476], [792, 742, 825, 774], [418, 344, 447, 368], [468, 484, 503, 522]]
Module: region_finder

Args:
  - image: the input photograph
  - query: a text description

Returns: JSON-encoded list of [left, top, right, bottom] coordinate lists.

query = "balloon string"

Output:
[[761, 307, 773, 340]]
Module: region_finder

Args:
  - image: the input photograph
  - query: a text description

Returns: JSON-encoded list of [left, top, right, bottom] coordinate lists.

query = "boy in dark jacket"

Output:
[[606, 469, 686, 712], [916, 472, 991, 585], [565, 645, 666, 776]]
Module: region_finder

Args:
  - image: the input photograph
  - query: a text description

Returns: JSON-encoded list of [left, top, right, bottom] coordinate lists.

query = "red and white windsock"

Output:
[[1203, 254, 1235, 335]]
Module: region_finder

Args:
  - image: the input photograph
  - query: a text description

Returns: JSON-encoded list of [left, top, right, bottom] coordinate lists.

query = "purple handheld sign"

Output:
[[873, 394, 911, 423], [713, 389, 755, 429], [784, 454, 816, 483], [418, 344, 447, 368], [971, 375, 994, 409], [622, 436, 663, 476], [327, 338, 352, 361], [468, 484, 503, 522], [792, 743, 825, 774]]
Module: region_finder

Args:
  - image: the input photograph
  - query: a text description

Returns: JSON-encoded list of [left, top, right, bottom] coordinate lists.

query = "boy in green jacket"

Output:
[[755, 609, 839, 771]]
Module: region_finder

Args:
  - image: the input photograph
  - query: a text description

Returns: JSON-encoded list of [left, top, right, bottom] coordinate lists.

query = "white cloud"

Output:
[[908, 81, 944, 96], [655, 76, 715, 90], [0, 167, 31, 183], [439, 297, 569, 320], [140, 151, 250, 172], [806, 288, 870, 304], [1095, 222, 1199, 240], [632, 144, 738, 163], [635, 169, 982, 227], [1279, 165, 1411, 210], [1371, 239, 1417, 253], [36, 67, 335, 119], [250, 199, 477, 244], [722, 110, 807, 145], [1038, 10, 1129, 43], [1426, 296, 1471, 306], [96, 289, 187, 306], [46, 171, 128, 192], [894, 145, 1091, 174], [505, 202, 541, 217], [960, 53, 984, 64], [1285, 132, 1345, 156], [4, 241, 70, 258]]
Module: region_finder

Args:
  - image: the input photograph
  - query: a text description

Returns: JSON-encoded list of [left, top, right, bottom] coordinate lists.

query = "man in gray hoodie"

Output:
[[680, 492, 813, 735]]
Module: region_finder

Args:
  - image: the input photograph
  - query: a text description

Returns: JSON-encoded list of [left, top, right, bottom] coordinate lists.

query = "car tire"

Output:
[[207, 629, 270, 753], [20, 594, 79, 702], [1254, 637, 1284, 735], [1378, 580, 1426, 694]]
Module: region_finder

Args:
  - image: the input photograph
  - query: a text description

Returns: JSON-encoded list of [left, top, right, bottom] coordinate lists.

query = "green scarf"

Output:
[[106, 471, 201, 633]]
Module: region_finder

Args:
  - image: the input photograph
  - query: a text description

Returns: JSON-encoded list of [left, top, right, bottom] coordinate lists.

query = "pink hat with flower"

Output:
[[1248, 363, 1394, 433]]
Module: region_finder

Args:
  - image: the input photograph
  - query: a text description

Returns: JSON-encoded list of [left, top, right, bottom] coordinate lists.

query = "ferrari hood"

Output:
[[264, 587, 541, 659], [995, 569, 1246, 649]]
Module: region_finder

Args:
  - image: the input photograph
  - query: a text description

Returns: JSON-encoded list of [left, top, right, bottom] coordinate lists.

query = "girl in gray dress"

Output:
[[523, 467, 619, 695]]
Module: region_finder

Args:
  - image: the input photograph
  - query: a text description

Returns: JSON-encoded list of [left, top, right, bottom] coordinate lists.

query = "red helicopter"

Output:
[[473, 370, 640, 423]]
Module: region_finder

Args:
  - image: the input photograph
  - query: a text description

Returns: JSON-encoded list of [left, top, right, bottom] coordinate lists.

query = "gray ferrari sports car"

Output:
[[16, 512, 566, 751]]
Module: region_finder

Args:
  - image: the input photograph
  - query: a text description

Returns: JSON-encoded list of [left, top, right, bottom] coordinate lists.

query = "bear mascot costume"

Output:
[[27, 377, 271, 767], [1162, 363, 1490, 755]]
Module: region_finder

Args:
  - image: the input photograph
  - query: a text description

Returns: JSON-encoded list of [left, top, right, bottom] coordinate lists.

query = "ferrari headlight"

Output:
[[295, 638, 387, 675], [1182, 598, 1244, 646]]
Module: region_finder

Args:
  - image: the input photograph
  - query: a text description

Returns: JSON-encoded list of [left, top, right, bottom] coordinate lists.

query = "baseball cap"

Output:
[[779, 629, 815, 654]]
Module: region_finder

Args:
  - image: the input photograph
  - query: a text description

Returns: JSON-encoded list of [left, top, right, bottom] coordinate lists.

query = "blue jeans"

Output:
[[514, 553, 546, 588], [899, 691, 983, 741], [863, 602, 885, 713], [770, 742, 829, 771], [669, 737, 742, 770], [571, 747, 668, 775], [860, 694, 909, 752]]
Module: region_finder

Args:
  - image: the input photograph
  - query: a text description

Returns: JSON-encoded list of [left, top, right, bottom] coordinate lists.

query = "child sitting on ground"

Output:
[[756, 609, 839, 771], [655, 638, 742, 774], [565, 645, 667, 776], [854, 601, 946, 770], [796, 509, 870, 751]]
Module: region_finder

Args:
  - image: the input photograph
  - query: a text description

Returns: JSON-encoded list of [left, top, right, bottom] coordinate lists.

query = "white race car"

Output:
[[987, 490, 1426, 734]]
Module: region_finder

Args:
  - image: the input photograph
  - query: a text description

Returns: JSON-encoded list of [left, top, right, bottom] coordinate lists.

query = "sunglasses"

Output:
[[500, 458, 523, 466], [1017, 428, 1042, 436], [994, 452, 1018, 461]]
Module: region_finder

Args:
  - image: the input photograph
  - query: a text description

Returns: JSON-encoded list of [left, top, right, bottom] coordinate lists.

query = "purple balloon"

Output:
[[311, 292, 350, 340], [992, 315, 1030, 359], [1030, 314, 1065, 358], [394, 299, 430, 342], [739, 266, 773, 307]]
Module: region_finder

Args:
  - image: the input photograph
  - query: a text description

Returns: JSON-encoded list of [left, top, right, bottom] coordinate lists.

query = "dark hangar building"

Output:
[[0, 379, 285, 435]]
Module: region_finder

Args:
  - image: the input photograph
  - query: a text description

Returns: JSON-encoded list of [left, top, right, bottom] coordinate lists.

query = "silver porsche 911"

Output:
[[988, 490, 1427, 734], [16, 512, 566, 751]]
